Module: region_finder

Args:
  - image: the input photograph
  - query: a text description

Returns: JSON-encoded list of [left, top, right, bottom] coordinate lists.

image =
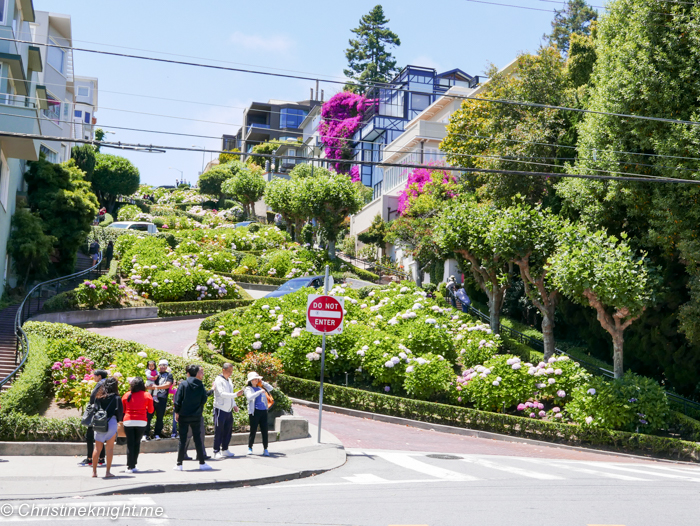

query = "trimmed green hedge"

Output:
[[0, 336, 52, 416], [199, 306, 251, 331], [279, 375, 700, 462], [218, 272, 287, 286], [157, 299, 254, 317], [671, 411, 700, 442]]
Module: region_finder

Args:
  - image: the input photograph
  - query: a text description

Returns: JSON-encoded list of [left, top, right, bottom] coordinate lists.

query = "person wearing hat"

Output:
[[146, 359, 173, 440], [446, 275, 458, 308], [244, 372, 274, 456]]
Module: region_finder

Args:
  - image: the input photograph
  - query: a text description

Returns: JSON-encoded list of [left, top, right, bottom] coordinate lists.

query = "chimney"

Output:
[[310, 88, 314, 100], [321, 90, 324, 102], [315, 79, 319, 101]]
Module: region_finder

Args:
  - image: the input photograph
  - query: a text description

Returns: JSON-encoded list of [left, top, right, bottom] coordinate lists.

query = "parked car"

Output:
[[265, 275, 325, 298], [108, 221, 158, 234], [234, 220, 257, 229]]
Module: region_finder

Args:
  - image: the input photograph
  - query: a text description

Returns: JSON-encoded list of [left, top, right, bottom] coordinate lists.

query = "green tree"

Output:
[[296, 173, 365, 257], [24, 158, 99, 274], [386, 216, 443, 287], [435, 197, 513, 333], [264, 177, 307, 240], [70, 145, 96, 179], [221, 163, 266, 218], [93, 128, 105, 152], [7, 209, 56, 288], [544, 0, 598, 55], [549, 226, 654, 378], [247, 140, 286, 169], [92, 154, 140, 212], [441, 48, 572, 206], [358, 214, 388, 258], [344, 5, 401, 90], [219, 149, 240, 164], [198, 164, 234, 202], [491, 201, 567, 359], [288, 163, 331, 179]]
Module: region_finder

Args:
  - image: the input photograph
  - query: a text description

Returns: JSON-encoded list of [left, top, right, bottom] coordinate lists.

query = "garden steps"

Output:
[[0, 304, 19, 390]]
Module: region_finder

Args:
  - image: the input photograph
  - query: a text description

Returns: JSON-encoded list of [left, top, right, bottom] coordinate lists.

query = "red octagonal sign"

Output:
[[306, 294, 345, 335]]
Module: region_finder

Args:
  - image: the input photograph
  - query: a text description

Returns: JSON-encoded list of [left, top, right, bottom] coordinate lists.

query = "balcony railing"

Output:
[[247, 123, 271, 135], [0, 94, 36, 109]]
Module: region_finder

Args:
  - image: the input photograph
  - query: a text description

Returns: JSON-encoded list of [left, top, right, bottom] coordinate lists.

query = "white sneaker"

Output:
[[124, 468, 133, 474], [223, 450, 235, 458], [199, 463, 213, 471], [131, 467, 139, 473], [247, 447, 253, 455], [214, 452, 224, 460], [140, 436, 147, 443], [154, 435, 162, 441], [173, 465, 183, 471]]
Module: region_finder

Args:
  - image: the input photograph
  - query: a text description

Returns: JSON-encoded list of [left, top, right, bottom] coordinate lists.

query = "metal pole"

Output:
[[317, 264, 330, 443]]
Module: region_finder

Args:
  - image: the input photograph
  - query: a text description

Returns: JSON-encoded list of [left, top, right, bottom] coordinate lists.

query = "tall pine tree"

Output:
[[344, 5, 401, 91], [544, 0, 597, 55]]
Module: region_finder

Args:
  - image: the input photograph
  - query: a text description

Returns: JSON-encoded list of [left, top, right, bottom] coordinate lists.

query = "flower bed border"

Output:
[[157, 299, 254, 317], [278, 375, 700, 462], [218, 272, 287, 286]]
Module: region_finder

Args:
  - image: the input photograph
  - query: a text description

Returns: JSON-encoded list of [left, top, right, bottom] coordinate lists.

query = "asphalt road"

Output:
[[89, 318, 202, 357]]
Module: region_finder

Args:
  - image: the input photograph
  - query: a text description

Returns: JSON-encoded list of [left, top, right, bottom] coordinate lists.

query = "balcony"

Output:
[[247, 123, 270, 135], [0, 98, 41, 160]]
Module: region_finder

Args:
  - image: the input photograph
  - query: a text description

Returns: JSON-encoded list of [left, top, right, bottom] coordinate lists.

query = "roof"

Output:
[[437, 68, 473, 81]]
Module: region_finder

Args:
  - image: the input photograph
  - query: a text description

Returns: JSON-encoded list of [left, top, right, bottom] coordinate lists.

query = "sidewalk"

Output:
[[0, 424, 345, 500]]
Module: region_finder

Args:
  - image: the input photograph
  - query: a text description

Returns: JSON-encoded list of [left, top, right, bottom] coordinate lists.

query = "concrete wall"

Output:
[[30, 306, 158, 324]]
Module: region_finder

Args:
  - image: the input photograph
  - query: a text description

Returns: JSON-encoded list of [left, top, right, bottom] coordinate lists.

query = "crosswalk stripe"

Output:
[[519, 459, 650, 481], [342, 473, 390, 484], [460, 457, 564, 480], [580, 462, 700, 482], [375, 452, 478, 481], [632, 464, 700, 477]]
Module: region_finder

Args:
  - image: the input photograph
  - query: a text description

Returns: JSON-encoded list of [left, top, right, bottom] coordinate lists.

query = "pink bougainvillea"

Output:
[[398, 163, 457, 216], [319, 92, 374, 175]]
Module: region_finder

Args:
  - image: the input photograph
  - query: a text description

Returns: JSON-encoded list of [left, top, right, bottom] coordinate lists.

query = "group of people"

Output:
[[88, 239, 114, 268], [446, 275, 471, 313], [82, 360, 275, 478]]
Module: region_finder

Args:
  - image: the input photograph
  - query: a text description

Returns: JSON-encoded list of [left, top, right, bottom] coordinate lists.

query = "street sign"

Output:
[[306, 294, 344, 335]]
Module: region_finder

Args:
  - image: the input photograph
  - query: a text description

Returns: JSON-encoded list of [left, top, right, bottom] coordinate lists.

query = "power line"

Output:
[[8, 35, 700, 130], [3, 129, 699, 186]]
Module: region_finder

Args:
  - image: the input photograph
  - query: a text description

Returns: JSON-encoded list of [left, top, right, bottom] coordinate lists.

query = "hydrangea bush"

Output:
[[74, 276, 129, 308]]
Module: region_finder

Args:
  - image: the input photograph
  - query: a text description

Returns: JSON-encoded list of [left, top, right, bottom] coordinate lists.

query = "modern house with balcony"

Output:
[[222, 97, 321, 157], [348, 61, 517, 283], [0, 0, 42, 289]]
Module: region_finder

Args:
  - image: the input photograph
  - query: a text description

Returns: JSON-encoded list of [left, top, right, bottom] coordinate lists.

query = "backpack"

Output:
[[92, 397, 115, 433]]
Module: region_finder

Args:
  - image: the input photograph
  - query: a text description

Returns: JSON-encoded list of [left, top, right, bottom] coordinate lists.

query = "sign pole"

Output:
[[317, 265, 330, 443]]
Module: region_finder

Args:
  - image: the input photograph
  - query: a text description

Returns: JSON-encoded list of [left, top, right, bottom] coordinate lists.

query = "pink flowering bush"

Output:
[[397, 165, 458, 216], [74, 276, 127, 309], [461, 355, 537, 412], [319, 92, 373, 174], [51, 356, 95, 407]]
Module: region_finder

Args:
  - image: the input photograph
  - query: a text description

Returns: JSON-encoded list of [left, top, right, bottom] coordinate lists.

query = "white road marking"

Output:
[[519, 459, 650, 481], [376, 452, 478, 481], [342, 473, 389, 484], [580, 462, 700, 482], [631, 464, 700, 476], [460, 457, 564, 480]]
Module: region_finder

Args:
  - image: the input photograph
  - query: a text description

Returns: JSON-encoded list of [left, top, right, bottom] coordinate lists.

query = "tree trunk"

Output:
[[542, 311, 556, 361], [612, 330, 625, 379], [328, 240, 336, 259], [488, 294, 501, 334]]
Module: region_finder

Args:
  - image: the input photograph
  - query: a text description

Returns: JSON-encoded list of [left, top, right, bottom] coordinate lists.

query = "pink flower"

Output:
[[517, 403, 526, 411], [552, 407, 561, 413], [529, 413, 536, 418], [557, 390, 566, 398], [61, 378, 68, 384], [457, 397, 462, 402], [538, 410, 546, 417], [102, 285, 108, 290], [69, 375, 76, 380]]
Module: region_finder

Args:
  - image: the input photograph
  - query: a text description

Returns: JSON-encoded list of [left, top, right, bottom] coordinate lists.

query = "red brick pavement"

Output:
[[294, 404, 668, 464]]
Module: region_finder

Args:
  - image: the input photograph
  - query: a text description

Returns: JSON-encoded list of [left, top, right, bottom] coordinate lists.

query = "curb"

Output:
[[292, 398, 700, 466], [76, 314, 211, 328]]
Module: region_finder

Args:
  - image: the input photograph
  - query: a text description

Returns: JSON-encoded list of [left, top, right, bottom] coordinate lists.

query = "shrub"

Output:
[[464, 355, 537, 412], [566, 372, 671, 433], [403, 352, 455, 401], [240, 352, 284, 384], [0, 335, 52, 416], [74, 276, 127, 308], [51, 354, 95, 407], [117, 204, 142, 221], [42, 291, 78, 313], [157, 299, 254, 317]]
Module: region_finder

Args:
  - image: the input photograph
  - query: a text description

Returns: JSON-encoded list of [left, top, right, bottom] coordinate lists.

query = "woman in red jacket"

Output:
[[122, 377, 154, 473]]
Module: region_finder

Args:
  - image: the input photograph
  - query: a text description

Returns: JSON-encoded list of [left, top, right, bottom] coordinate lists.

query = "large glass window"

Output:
[[42, 94, 61, 124], [0, 0, 7, 25], [47, 39, 65, 74], [77, 86, 90, 97], [84, 112, 91, 124], [40, 144, 58, 163], [411, 94, 431, 112], [280, 108, 307, 129]]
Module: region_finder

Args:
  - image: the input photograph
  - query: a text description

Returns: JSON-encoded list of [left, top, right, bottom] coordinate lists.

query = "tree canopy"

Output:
[[544, 0, 598, 55], [70, 145, 96, 179], [198, 164, 234, 201], [344, 5, 401, 90], [7, 208, 56, 288], [92, 154, 140, 212], [220, 162, 266, 218]]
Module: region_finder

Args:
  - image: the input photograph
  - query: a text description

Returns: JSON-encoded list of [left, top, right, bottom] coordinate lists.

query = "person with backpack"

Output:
[[455, 287, 471, 313], [121, 377, 154, 473], [81, 369, 108, 467], [446, 276, 458, 308], [244, 372, 274, 457], [212, 363, 241, 459], [173, 365, 212, 471], [89, 240, 100, 266], [91, 377, 123, 479], [146, 359, 173, 440]]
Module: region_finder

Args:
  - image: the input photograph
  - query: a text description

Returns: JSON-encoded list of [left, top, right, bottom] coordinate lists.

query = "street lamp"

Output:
[[168, 167, 184, 186], [192, 145, 206, 174]]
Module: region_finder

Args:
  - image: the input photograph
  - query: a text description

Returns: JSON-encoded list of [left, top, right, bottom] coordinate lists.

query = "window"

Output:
[[84, 112, 91, 124], [74, 110, 82, 118], [0, 0, 6, 24], [40, 144, 58, 163], [411, 94, 431, 112], [42, 93, 61, 124], [77, 86, 90, 97], [61, 144, 67, 162], [280, 108, 307, 129], [47, 38, 65, 74], [287, 149, 296, 157], [63, 101, 70, 119], [0, 151, 9, 211]]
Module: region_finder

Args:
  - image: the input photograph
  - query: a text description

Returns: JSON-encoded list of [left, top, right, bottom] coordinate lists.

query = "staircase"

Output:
[[0, 305, 19, 391]]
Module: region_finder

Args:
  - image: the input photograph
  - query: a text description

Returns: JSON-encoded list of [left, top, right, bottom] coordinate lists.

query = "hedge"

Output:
[[278, 375, 700, 462], [0, 335, 52, 416], [199, 306, 251, 331], [218, 272, 287, 286], [157, 299, 254, 317]]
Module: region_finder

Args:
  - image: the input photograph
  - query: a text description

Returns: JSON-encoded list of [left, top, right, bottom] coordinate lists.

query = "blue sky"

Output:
[[36, 0, 565, 187]]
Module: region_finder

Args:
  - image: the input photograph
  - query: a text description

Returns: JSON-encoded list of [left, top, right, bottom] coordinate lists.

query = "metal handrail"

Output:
[[337, 251, 410, 280], [459, 300, 700, 416], [0, 253, 103, 389]]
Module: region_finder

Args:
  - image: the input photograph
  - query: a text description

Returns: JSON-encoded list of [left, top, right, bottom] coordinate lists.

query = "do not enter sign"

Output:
[[306, 294, 345, 335]]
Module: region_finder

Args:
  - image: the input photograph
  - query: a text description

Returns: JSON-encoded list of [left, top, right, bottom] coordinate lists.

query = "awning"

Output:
[[0, 53, 27, 96], [27, 46, 42, 72], [18, 0, 36, 23], [35, 85, 47, 110]]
